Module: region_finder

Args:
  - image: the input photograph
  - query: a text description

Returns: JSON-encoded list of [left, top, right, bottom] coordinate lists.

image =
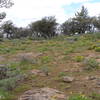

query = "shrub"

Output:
[[0, 77, 18, 91], [0, 90, 15, 100], [83, 58, 99, 70], [0, 66, 8, 80], [58, 72, 66, 77], [0, 64, 26, 91], [88, 42, 100, 51], [20, 56, 36, 65], [41, 56, 52, 64], [40, 67, 50, 76], [64, 48, 74, 55], [95, 47, 100, 52], [88, 45, 96, 50], [74, 56, 84, 62], [69, 94, 91, 100], [91, 93, 100, 100], [0, 74, 25, 91]]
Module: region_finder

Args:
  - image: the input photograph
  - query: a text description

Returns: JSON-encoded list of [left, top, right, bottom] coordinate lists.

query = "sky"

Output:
[[0, 0, 100, 27]]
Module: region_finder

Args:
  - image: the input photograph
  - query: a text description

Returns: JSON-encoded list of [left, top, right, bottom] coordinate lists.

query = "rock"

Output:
[[31, 69, 47, 76], [18, 87, 67, 100], [85, 76, 100, 81], [63, 76, 74, 83], [86, 76, 97, 80], [97, 82, 100, 85], [16, 52, 43, 59], [0, 56, 5, 61], [63, 68, 82, 73]]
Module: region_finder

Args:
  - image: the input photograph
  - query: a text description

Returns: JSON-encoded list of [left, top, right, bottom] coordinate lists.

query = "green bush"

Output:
[[0, 89, 16, 100], [0, 77, 18, 91], [58, 72, 66, 77], [20, 56, 36, 65], [95, 47, 100, 52], [41, 56, 52, 64], [88, 45, 96, 50], [0, 64, 25, 91], [0, 74, 25, 91], [83, 58, 99, 70], [69, 94, 91, 100], [74, 56, 84, 62], [40, 67, 50, 76], [91, 93, 100, 100]]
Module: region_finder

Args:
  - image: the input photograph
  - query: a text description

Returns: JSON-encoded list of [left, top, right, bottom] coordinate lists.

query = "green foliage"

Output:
[[69, 94, 91, 100], [74, 56, 84, 62], [13, 84, 31, 94], [29, 16, 57, 38], [91, 93, 100, 100], [95, 47, 100, 52], [40, 67, 50, 76], [0, 74, 26, 91], [41, 56, 53, 64], [0, 63, 25, 91], [88, 45, 96, 50], [93, 16, 100, 30], [58, 72, 66, 77], [37, 47, 50, 52], [64, 47, 74, 55], [83, 58, 99, 70], [20, 56, 36, 65], [0, 77, 18, 91], [0, 90, 15, 100], [61, 6, 91, 35]]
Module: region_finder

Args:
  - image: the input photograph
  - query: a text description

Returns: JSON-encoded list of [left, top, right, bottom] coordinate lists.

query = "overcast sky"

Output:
[[0, 0, 100, 27]]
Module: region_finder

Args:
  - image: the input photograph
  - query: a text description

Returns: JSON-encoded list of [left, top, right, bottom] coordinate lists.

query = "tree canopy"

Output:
[[29, 16, 58, 38], [0, 0, 14, 8]]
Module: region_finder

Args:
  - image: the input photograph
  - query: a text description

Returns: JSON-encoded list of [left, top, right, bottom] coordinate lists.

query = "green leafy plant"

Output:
[[95, 47, 100, 52], [74, 56, 84, 62], [20, 56, 36, 65], [83, 58, 99, 70], [41, 56, 52, 64], [58, 72, 66, 77], [40, 67, 50, 76], [69, 94, 91, 100], [91, 93, 100, 100]]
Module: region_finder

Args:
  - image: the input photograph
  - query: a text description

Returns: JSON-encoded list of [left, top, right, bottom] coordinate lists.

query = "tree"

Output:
[[73, 6, 91, 34], [0, 0, 14, 8], [61, 18, 77, 35], [2, 20, 15, 38], [29, 16, 58, 38], [13, 27, 31, 38], [0, 0, 14, 38], [92, 16, 100, 31], [61, 6, 92, 35], [0, 0, 14, 22], [0, 12, 6, 20]]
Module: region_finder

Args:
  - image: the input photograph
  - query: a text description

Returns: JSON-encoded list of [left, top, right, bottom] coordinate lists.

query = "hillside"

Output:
[[0, 34, 100, 100]]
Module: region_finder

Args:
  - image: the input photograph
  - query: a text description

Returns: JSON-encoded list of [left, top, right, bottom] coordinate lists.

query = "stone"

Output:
[[16, 52, 43, 59], [31, 69, 47, 76], [0, 56, 5, 61], [86, 76, 97, 80], [63, 68, 82, 73], [97, 82, 100, 85], [85, 76, 100, 81], [63, 76, 74, 83], [18, 87, 67, 100]]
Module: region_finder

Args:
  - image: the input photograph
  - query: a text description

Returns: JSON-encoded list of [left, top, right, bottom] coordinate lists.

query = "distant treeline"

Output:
[[1, 6, 100, 39]]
